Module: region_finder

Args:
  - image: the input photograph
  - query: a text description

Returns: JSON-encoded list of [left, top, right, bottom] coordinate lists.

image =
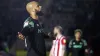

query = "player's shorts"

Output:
[[27, 49, 37, 56]]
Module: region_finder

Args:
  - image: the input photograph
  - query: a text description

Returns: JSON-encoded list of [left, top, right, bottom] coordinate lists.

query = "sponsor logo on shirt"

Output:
[[38, 29, 42, 33], [73, 45, 82, 48]]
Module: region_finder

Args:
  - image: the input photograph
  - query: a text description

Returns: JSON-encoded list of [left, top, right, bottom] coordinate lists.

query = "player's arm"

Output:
[[18, 24, 30, 40], [18, 20, 34, 40], [42, 31, 51, 38], [49, 40, 54, 56], [82, 39, 89, 54], [61, 38, 66, 56], [67, 39, 73, 56], [49, 45, 54, 56]]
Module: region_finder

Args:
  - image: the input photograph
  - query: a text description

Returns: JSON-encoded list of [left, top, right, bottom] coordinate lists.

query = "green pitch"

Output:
[[16, 50, 27, 56], [16, 50, 50, 56]]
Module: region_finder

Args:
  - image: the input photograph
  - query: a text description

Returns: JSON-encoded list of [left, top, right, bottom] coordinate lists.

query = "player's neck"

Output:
[[76, 38, 81, 41], [30, 12, 38, 20], [56, 33, 62, 39]]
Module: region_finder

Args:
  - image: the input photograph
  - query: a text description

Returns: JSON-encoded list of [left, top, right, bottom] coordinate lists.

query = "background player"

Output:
[[0, 37, 9, 56], [49, 26, 66, 56], [18, 1, 46, 56], [68, 29, 88, 56]]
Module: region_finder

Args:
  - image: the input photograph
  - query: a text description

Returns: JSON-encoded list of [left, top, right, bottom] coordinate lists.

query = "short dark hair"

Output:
[[55, 26, 63, 33], [74, 29, 82, 35]]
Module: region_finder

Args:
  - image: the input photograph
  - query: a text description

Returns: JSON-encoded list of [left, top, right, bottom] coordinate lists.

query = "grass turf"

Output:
[[16, 50, 27, 56], [16, 50, 50, 56]]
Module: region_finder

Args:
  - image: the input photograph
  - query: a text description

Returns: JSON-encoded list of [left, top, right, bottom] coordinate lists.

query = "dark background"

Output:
[[0, 0, 100, 56]]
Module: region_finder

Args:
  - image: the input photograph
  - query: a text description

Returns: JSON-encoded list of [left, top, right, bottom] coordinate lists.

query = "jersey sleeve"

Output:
[[61, 37, 66, 45], [23, 18, 34, 28], [68, 39, 73, 48], [82, 39, 88, 49], [23, 21, 29, 28], [21, 18, 34, 36]]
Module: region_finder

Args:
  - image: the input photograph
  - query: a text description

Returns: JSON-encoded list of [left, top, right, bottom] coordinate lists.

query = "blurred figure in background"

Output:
[[49, 26, 67, 56], [0, 36, 9, 56], [68, 29, 88, 56]]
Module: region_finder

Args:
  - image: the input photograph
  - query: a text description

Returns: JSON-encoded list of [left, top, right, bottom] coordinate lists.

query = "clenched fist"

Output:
[[18, 32, 25, 40]]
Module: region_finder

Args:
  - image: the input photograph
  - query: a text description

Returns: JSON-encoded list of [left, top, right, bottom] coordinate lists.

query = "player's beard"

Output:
[[54, 33, 57, 38], [36, 11, 44, 16]]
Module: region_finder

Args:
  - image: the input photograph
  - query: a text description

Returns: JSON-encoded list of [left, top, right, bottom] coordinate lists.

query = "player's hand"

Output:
[[18, 32, 25, 40], [48, 32, 53, 37], [48, 32, 51, 36], [85, 49, 89, 54]]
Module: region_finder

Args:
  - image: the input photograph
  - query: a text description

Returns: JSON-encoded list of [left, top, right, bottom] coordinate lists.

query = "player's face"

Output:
[[75, 32, 81, 39], [35, 4, 42, 12], [53, 27, 58, 36]]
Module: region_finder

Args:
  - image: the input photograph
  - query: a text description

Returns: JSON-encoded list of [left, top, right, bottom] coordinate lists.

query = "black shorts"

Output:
[[27, 49, 39, 56]]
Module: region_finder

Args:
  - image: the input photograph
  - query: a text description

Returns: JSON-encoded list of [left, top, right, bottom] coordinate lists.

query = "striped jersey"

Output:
[[52, 35, 66, 56]]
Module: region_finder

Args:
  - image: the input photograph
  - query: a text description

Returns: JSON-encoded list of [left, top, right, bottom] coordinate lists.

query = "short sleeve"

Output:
[[23, 18, 34, 28], [82, 39, 87, 47], [23, 21, 29, 28]]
